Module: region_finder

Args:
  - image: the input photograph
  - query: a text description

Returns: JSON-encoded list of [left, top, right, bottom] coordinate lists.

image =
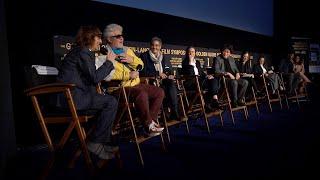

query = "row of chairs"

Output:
[[24, 67, 309, 179]]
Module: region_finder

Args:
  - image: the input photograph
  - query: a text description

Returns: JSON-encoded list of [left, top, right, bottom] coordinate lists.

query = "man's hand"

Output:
[[168, 75, 175, 79], [159, 73, 167, 79], [120, 54, 134, 63], [236, 73, 240, 80], [207, 75, 214, 79], [129, 71, 139, 79], [225, 72, 235, 79]]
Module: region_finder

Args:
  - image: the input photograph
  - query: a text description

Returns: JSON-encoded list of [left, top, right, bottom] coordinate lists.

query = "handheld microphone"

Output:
[[136, 64, 143, 72], [100, 46, 108, 55]]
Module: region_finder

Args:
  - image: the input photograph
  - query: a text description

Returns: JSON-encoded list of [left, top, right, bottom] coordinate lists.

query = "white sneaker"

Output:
[[149, 121, 164, 133]]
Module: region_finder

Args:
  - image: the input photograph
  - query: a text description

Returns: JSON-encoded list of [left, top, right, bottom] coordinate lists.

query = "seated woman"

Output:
[[293, 55, 311, 93], [253, 55, 282, 95], [181, 46, 222, 111], [57, 26, 118, 160], [102, 23, 164, 136], [236, 51, 262, 98], [139, 37, 180, 121]]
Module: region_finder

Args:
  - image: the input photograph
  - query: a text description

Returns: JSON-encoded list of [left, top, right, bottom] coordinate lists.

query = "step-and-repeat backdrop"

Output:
[[53, 35, 264, 70]]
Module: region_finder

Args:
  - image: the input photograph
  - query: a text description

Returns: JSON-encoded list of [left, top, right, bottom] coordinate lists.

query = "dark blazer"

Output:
[[214, 55, 239, 76], [57, 46, 114, 110], [253, 63, 271, 75], [181, 59, 206, 78], [279, 58, 294, 73], [236, 60, 253, 74], [139, 51, 172, 77]]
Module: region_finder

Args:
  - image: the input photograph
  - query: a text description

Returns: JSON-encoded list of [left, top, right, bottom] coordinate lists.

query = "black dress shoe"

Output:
[[169, 112, 181, 121], [211, 100, 224, 110], [237, 100, 246, 106], [231, 101, 238, 108], [205, 104, 214, 113]]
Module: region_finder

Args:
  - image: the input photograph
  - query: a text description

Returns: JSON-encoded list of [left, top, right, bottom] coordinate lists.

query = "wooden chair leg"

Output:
[[277, 90, 283, 109], [252, 87, 260, 115], [295, 89, 301, 108], [74, 121, 95, 174], [179, 94, 190, 134], [263, 77, 272, 112], [219, 111, 224, 127], [163, 108, 171, 143]]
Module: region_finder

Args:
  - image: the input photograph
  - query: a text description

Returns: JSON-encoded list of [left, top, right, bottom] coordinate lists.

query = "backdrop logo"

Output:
[[66, 43, 72, 50]]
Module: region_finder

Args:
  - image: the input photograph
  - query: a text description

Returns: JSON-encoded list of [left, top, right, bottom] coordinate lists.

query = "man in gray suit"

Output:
[[214, 44, 248, 108]]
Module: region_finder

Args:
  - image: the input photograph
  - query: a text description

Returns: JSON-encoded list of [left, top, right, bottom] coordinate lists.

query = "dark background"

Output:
[[1, 0, 319, 177]]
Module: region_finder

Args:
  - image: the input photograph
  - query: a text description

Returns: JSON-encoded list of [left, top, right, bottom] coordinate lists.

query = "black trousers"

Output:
[[161, 78, 179, 115], [184, 77, 220, 104], [283, 73, 301, 94], [227, 78, 248, 102], [89, 93, 118, 144], [242, 77, 258, 92]]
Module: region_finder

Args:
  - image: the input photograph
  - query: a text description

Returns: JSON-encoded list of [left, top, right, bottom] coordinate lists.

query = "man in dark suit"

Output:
[[278, 52, 301, 95], [140, 37, 180, 120], [57, 26, 118, 160], [214, 44, 248, 108]]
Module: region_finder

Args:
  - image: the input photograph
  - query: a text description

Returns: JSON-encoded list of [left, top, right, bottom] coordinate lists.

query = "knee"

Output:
[[159, 88, 165, 98], [243, 80, 249, 87], [230, 80, 237, 86], [136, 90, 148, 100], [109, 96, 118, 109]]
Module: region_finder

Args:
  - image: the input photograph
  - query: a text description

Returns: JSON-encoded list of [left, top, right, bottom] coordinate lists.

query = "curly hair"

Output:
[[75, 25, 102, 48]]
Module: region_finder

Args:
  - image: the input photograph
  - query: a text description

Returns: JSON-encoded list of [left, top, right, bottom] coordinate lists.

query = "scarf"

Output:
[[149, 50, 163, 74], [112, 48, 125, 55]]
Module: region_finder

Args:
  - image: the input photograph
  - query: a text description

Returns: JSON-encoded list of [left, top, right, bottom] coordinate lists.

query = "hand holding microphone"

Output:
[[129, 64, 143, 79], [99, 46, 116, 62], [119, 54, 134, 64]]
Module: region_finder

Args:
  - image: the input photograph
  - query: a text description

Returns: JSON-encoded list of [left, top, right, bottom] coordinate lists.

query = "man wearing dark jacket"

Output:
[[278, 52, 301, 95], [139, 37, 180, 120], [214, 44, 248, 108]]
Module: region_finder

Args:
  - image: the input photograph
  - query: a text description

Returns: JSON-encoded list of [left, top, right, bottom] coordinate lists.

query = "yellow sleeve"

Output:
[[127, 48, 144, 70], [111, 62, 130, 81]]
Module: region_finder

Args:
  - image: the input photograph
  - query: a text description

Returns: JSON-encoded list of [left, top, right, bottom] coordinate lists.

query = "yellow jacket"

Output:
[[111, 47, 144, 87]]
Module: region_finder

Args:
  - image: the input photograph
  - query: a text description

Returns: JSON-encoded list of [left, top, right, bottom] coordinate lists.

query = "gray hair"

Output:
[[151, 36, 162, 45], [103, 24, 123, 38]]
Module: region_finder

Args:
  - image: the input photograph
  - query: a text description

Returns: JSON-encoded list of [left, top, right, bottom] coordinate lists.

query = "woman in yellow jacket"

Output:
[[102, 24, 164, 136]]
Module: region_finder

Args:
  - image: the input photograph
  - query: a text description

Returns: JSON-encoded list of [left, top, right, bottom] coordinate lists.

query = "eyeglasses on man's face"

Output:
[[111, 34, 123, 39]]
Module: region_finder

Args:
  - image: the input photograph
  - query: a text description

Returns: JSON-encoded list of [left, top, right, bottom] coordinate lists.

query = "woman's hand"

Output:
[[106, 51, 117, 62]]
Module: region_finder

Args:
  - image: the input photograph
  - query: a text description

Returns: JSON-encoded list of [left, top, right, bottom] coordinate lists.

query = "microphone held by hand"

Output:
[[136, 64, 143, 72], [100, 46, 108, 55]]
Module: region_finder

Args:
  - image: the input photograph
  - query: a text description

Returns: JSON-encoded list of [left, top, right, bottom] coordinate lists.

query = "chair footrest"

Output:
[[45, 115, 94, 124]]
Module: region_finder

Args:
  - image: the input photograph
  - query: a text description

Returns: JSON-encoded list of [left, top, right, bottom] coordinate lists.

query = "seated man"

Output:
[[102, 23, 164, 135], [214, 44, 248, 108], [278, 52, 301, 95], [57, 26, 118, 160], [236, 51, 263, 99], [139, 37, 180, 120]]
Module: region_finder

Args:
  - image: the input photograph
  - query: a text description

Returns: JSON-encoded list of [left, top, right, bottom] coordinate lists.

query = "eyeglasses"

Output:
[[111, 34, 123, 39]]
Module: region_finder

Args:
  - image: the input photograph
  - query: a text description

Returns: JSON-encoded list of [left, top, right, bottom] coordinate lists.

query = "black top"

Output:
[[181, 58, 206, 78], [279, 58, 294, 73], [253, 63, 271, 75], [236, 60, 253, 74]]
